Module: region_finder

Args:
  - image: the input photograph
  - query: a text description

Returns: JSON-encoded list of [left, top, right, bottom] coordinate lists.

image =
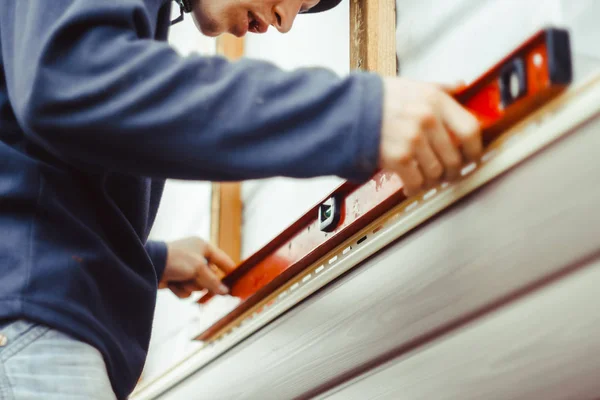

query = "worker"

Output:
[[0, 0, 481, 398]]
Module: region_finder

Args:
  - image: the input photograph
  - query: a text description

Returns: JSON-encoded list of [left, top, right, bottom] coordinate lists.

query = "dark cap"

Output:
[[176, 0, 341, 15], [301, 0, 342, 14], [172, 0, 341, 26]]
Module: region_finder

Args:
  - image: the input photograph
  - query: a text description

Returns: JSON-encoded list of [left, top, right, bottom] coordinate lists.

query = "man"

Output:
[[0, 0, 481, 398]]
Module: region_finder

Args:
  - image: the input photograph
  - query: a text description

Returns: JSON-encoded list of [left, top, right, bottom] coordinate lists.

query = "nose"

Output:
[[272, 3, 299, 33]]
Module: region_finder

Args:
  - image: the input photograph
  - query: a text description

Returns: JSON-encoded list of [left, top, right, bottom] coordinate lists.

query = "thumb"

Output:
[[436, 80, 467, 95]]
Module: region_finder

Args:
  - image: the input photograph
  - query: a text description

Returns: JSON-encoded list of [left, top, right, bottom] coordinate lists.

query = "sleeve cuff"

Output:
[[145, 240, 168, 281], [348, 71, 385, 183]]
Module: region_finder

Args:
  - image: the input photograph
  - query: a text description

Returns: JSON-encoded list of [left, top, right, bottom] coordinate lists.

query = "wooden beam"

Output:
[[211, 34, 245, 264], [216, 34, 245, 59], [350, 0, 397, 75], [211, 182, 242, 264]]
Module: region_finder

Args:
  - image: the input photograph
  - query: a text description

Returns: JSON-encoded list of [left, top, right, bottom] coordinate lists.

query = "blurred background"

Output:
[[141, 0, 600, 384]]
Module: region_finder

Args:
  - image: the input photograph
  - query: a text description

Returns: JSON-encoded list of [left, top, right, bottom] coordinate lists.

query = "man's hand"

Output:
[[380, 77, 482, 196], [159, 236, 236, 299]]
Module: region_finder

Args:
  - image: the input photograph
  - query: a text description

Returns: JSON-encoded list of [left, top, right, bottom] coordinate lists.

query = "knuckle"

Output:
[[467, 122, 482, 138], [416, 107, 437, 129], [197, 268, 211, 281], [414, 174, 424, 188], [195, 255, 209, 267], [407, 132, 423, 148], [404, 173, 424, 190], [388, 148, 413, 166], [429, 162, 444, 179], [445, 155, 462, 169], [403, 184, 416, 195], [404, 125, 423, 148], [424, 87, 442, 106], [461, 123, 480, 140], [397, 150, 414, 165], [456, 115, 481, 139]]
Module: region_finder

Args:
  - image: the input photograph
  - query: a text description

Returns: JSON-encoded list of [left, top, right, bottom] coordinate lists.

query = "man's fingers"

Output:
[[396, 158, 425, 197], [168, 283, 192, 299], [436, 80, 467, 94], [208, 263, 226, 280], [182, 282, 201, 294], [205, 242, 236, 274], [195, 263, 229, 295], [379, 77, 484, 198], [406, 115, 444, 186], [439, 94, 482, 161], [460, 127, 483, 161], [425, 115, 463, 181]]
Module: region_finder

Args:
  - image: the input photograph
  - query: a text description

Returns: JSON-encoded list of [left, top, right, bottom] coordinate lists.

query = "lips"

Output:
[[247, 11, 269, 34]]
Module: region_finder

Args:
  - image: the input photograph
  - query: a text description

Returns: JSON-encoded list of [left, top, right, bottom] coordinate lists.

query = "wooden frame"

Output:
[[350, 0, 397, 75], [210, 35, 245, 264]]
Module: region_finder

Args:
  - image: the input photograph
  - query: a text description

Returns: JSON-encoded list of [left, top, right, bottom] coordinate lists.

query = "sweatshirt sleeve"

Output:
[[0, 0, 383, 183], [145, 240, 168, 281]]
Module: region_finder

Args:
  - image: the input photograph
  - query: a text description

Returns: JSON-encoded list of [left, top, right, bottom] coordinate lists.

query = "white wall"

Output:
[[397, 0, 600, 84]]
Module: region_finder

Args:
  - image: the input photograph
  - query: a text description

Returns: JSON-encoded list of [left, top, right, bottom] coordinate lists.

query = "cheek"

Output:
[[191, 3, 224, 36]]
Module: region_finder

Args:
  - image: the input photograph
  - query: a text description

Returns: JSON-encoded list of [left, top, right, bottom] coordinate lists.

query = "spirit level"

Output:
[[194, 27, 573, 342]]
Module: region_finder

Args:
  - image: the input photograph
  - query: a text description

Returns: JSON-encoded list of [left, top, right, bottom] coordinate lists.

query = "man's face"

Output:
[[191, 0, 322, 38]]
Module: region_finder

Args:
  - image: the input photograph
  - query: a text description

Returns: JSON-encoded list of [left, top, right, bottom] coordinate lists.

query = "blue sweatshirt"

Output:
[[0, 0, 383, 397]]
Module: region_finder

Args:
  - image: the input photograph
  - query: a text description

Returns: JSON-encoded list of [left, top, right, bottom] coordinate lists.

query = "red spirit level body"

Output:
[[195, 27, 573, 342]]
